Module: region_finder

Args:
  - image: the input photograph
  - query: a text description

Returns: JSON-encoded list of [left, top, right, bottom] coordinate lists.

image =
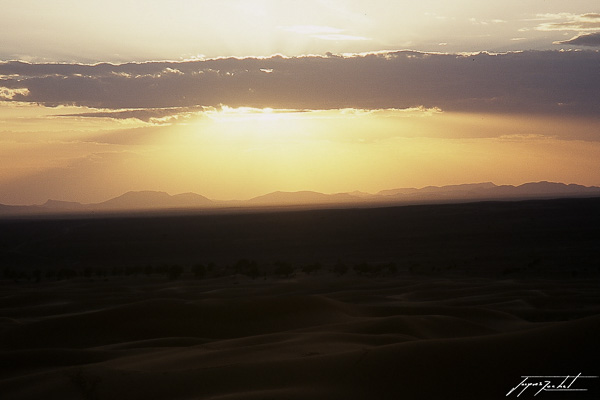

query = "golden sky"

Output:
[[1, 1, 599, 204]]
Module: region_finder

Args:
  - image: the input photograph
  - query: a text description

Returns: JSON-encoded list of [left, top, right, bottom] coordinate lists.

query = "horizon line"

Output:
[[3, 180, 600, 208]]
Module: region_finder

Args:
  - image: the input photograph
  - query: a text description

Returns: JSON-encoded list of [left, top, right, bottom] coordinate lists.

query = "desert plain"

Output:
[[1, 197, 599, 399]]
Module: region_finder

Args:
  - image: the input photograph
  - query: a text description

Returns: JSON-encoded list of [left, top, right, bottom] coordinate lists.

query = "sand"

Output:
[[1, 274, 599, 400], [1, 198, 599, 399]]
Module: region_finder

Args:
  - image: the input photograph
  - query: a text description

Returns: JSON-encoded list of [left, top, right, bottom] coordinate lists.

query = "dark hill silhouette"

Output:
[[96, 191, 213, 210], [347, 190, 378, 199], [42, 199, 84, 210], [506, 181, 597, 196], [379, 182, 600, 202], [248, 191, 361, 205], [378, 182, 497, 198], [1, 182, 600, 216]]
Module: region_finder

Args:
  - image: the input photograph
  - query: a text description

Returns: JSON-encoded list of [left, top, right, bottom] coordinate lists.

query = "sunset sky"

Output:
[[1, 1, 600, 204]]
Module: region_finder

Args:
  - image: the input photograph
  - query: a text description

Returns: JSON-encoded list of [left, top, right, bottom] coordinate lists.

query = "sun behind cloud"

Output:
[[0, 1, 599, 204]]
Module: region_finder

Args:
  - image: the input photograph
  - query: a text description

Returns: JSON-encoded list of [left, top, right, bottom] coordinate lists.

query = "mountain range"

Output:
[[2, 181, 600, 216]]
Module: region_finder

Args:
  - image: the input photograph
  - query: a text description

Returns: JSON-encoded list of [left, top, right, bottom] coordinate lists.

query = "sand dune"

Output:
[[2, 199, 599, 398], [1, 275, 599, 399]]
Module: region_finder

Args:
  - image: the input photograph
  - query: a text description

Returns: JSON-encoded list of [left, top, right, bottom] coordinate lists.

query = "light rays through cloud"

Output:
[[1, 1, 599, 204]]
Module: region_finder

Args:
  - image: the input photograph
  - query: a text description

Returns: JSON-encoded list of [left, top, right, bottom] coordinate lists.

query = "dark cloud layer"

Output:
[[556, 32, 600, 47], [1, 50, 599, 116], [57, 107, 204, 122]]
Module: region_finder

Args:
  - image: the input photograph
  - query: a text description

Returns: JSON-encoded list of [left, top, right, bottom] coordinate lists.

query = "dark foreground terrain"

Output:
[[1, 198, 600, 399]]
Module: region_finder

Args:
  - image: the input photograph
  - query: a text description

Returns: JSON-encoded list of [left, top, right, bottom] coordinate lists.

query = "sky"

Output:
[[1, 1, 600, 204]]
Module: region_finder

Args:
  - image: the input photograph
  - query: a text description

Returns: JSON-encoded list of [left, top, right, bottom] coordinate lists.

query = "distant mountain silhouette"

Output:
[[0, 203, 38, 215], [347, 190, 378, 199], [378, 182, 497, 197], [248, 191, 360, 205], [1, 182, 600, 216], [96, 191, 213, 210], [378, 182, 600, 202], [42, 199, 85, 210], [506, 181, 596, 196]]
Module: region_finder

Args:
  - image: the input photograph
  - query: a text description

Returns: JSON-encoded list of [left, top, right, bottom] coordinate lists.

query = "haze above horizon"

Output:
[[3, 181, 600, 215], [1, 1, 599, 205]]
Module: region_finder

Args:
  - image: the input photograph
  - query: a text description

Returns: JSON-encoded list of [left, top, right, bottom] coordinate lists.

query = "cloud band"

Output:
[[1, 50, 599, 116]]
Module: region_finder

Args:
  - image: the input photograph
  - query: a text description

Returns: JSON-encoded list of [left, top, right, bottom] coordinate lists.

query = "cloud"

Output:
[[0, 87, 29, 100], [1, 50, 599, 116], [534, 13, 600, 32], [469, 18, 506, 25], [555, 32, 600, 47], [57, 106, 205, 123]]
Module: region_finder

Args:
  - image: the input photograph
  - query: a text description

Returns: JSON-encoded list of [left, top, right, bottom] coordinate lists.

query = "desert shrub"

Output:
[[83, 267, 93, 278], [144, 264, 154, 276], [234, 259, 260, 279], [273, 261, 294, 278], [354, 262, 391, 276], [333, 260, 348, 276], [125, 265, 142, 277], [409, 262, 422, 274], [301, 262, 322, 275], [56, 268, 77, 280], [192, 263, 207, 279], [155, 263, 169, 275], [385, 262, 398, 274], [4, 268, 32, 282], [95, 268, 108, 278], [2, 267, 16, 280], [352, 262, 396, 277], [167, 264, 184, 280], [353, 262, 379, 276]]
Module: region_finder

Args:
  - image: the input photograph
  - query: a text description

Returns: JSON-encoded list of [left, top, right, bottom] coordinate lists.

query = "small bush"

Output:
[[273, 261, 294, 278], [57, 268, 77, 280], [168, 264, 184, 280], [333, 261, 348, 276], [144, 265, 154, 276], [301, 262, 322, 275], [192, 263, 207, 279], [234, 259, 260, 279]]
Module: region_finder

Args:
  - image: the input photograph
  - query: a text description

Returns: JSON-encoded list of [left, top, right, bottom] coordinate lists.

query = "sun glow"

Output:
[[199, 107, 316, 144], [207, 106, 290, 123], [2, 101, 600, 205], [0, 2, 599, 208]]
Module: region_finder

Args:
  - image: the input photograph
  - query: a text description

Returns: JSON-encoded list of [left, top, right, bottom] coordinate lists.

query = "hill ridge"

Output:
[[2, 182, 600, 216]]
